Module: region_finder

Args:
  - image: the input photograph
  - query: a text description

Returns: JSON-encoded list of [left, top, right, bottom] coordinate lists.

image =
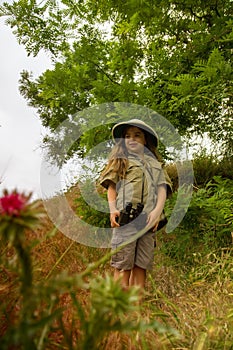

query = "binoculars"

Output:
[[117, 202, 147, 229]]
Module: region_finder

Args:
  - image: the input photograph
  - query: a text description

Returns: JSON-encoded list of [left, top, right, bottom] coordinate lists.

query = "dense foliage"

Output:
[[163, 176, 233, 261], [0, 0, 232, 164]]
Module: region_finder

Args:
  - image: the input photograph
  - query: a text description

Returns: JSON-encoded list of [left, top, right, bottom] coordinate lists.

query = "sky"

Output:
[[0, 17, 53, 199]]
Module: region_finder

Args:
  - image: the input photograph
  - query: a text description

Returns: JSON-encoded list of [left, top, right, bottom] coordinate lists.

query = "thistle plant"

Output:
[[0, 190, 45, 348], [0, 190, 44, 289]]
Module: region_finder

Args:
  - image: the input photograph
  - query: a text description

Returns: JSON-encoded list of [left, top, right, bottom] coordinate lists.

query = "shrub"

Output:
[[166, 152, 233, 193], [192, 151, 220, 187], [162, 176, 233, 263], [75, 179, 110, 228], [218, 155, 233, 180]]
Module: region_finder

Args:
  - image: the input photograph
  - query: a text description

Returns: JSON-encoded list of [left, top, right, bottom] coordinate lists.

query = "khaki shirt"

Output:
[[100, 153, 172, 214]]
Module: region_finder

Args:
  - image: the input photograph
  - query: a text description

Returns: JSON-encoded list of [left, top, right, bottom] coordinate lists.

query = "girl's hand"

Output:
[[147, 209, 161, 232], [110, 210, 120, 227], [146, 184, 167, 231]]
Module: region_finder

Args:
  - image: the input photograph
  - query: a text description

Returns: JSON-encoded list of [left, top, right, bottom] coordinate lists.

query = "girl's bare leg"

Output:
[[129, 266, 146, 288], [114, 269, 131, 288], [129, 270, 134, 285]]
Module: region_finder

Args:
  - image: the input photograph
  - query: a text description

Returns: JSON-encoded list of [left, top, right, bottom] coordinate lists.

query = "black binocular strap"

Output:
[[140, 171, 145, 203]]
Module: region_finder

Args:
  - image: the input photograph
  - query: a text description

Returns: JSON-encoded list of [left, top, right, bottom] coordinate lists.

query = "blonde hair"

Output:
[[101, 126, 162, 179]]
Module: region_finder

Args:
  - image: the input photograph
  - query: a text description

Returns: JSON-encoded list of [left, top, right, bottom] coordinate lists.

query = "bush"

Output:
[[166, 152, 233, 192], [192, 152, 220, 187], [75, 179, 110, 228], [162, 176, 233, 263], [218, 155, 233, 180]]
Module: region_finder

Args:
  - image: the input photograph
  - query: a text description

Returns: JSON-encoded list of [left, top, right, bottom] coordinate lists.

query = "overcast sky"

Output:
[[0, 17, 54, 199]]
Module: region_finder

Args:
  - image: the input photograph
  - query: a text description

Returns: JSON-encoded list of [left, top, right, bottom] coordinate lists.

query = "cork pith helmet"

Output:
[[112, 119, 158, 147]]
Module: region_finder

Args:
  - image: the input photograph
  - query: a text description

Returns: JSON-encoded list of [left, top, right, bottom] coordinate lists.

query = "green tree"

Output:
[[0, 0, 232, 163]]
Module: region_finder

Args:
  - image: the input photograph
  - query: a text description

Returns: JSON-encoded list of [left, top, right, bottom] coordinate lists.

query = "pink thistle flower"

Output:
[[0, 189, 44, 241], [0, 191, 28, 216]]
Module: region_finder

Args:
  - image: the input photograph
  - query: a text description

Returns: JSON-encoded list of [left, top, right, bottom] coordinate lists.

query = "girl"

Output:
[[100, 119, 172, 289]]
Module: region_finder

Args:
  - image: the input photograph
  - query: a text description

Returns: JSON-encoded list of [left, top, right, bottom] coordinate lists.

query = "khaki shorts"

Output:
[[111, 223, 155, 271]]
